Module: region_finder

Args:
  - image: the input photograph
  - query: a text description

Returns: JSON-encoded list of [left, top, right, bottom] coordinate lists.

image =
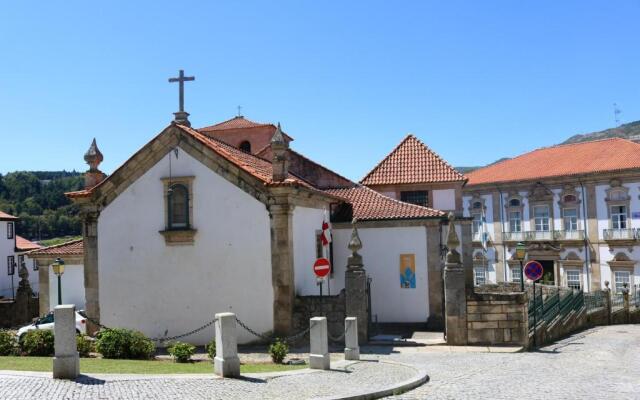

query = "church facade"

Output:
[[60, 114, 457, 344]]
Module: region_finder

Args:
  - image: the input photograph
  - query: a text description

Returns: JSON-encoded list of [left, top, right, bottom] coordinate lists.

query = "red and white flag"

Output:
[[320, 211, 332, 247]]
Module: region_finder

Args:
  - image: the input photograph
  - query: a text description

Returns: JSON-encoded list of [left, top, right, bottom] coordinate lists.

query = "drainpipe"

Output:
[[497, 186, 508, 282], [579, 180, 591, 292]]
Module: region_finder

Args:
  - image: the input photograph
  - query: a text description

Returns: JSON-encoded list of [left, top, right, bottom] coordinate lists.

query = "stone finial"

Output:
[[83, 139, 107, 189], [17, 260, 31, 292], [445, 212, 461, 264], [271, 123, 289, 182], [347, 218, 363, 269], [84, 139, 103, 171]]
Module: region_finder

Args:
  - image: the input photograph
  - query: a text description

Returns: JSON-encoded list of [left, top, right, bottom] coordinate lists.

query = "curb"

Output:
[[311, 360, 429, 400]]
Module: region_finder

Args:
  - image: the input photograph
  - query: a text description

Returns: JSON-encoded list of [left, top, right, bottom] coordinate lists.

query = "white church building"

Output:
[[47, 111, 465, 345]]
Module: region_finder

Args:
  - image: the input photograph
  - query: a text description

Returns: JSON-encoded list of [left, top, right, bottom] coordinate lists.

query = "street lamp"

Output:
[[52, 258, 65, 306], [515, 242, 526, 292]]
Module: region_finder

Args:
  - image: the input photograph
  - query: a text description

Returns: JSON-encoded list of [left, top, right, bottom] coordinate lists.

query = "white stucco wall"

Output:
[[98, 148, 273, 345], [293, 206, 333, 296], [598, 246, 640, 291], [596, 182, 640, 239], [48, 263, 85, 311], [433, 189, 456, 211], [331, 226, 429, 323], [0, 221, 16, 299]]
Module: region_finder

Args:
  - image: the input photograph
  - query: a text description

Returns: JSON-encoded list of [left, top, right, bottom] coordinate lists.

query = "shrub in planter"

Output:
[[21, 330, 54, 356], [76, 334, 95, 357], [0, 330, 16, 356], [95, 328, 155, 359], [168, 341, 196, 363], [206, 338, 216, 360], [269, 338, 289, 364]]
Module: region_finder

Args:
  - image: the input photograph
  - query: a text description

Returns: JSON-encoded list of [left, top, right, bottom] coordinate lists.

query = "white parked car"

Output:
[[17, 310, 87, 340]]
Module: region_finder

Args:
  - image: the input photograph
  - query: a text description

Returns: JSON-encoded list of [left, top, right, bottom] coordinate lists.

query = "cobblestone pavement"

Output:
[[385, 324, 640, 399], [0, 359, 416, 400]]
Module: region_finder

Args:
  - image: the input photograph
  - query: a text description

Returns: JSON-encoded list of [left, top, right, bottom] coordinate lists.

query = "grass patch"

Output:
[[0, 356, 305, 374]]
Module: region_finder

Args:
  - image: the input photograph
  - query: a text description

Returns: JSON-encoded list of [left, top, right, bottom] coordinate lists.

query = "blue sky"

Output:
[[1, 1, 639, 180]]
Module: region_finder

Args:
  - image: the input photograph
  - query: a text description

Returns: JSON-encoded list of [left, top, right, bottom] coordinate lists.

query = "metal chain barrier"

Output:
[[235, 316, 311, 344], [83, 315, 218, 343], [328, 330, 345, 343]]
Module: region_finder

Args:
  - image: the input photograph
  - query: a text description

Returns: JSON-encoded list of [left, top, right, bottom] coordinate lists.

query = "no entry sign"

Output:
[[313, 258, 331, 278], [524, 261, 544, 281]]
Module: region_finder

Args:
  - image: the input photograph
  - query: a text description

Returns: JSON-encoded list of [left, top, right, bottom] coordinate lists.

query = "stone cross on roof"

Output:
[[168, 69, 195, 126]]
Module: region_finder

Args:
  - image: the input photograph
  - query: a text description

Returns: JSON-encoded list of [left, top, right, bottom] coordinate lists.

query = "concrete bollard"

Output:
[[214, 312, 240, 378], [344, 317, 360, 360], [309, 316, 330, 370], [52, 305, 79, 379]]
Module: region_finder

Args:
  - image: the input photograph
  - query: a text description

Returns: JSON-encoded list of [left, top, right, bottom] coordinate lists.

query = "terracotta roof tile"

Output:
[[28, 239, 83, 257], [466, 138, 640, 186], [0, 211, 18, 220], [16, 236, 42, 252], [325, 185, 445, 221], [361, 135, 466, 185], [199, 116, 272, 131]]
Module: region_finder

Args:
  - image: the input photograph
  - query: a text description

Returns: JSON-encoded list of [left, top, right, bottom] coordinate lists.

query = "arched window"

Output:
[[563, 194, 577, 203], [239, 140, 251, 153], [472, 201, 482, 209], [509, 198, 520, 207], [168, 184, 189, 229]]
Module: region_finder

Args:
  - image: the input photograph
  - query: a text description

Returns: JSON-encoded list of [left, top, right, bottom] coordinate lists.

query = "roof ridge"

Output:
[[359, 134, 414, 183], [409, 135, 466, 180], [199, 115, 273, 131], [28, 238, 83, 254]]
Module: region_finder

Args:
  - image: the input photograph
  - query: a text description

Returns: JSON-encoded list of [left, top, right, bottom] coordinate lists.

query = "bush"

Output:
[[0, 330, 16, 356], [76, 334, 95, 357], [206, 338, 216, 360], [269, 338, 289, 364], [21, 330, 54, 356], [168, 341, 196, 363], [95, 328, 155, 359]]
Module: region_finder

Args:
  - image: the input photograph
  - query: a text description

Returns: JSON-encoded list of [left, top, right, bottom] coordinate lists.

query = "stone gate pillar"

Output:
[[345, 219, 368, 343], [444, 213, 467, 345], [82, 207, 101, 335], [270, 201, 295, 336]]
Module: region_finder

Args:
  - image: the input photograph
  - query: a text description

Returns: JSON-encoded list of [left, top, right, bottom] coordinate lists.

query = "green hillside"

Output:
[[563, 120, 640, 144]]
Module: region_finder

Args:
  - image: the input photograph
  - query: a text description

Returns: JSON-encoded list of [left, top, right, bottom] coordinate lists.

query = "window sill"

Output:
[[159, 229, 197, 246]]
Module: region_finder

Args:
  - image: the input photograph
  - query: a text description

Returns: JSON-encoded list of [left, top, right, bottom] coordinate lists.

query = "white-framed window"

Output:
[[614, 271, 630, 293], [563, 208, 578, 231], [566, 270, 581, 290], [511, 266, 522, 283], [474, 267, 486, 286], [611, 205, 627, 229], [472, 213, 482, 234], [533, 205, 550, 232], [509, 211, 521, 232], [33, 259, 38, 272], [7, 255, 15, 276], [7, 222, 14, 239]]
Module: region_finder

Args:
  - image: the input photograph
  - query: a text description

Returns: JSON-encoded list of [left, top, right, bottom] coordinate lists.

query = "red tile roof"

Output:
[[466, 138, 640, 186], [28, 239, 84, 257], [199, 116, 273, 131], [361, 135, 466, 186], [0, 211, 18, 220], [16, 236, 42, 252], [325, 185, 445, 221]]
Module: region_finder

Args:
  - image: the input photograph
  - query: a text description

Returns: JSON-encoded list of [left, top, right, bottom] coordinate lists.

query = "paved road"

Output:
[[386, 324, 640, 399], [0, 359, 415, 400]]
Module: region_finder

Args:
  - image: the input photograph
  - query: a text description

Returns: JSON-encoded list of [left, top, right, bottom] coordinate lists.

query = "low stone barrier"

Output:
[[466, 291, 528, 347], [309, 316, 330, 370], [52, 305, 79, 380]]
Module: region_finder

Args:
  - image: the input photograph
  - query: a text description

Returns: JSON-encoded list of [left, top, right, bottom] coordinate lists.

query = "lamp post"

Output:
[[515, 242, 526, 292], [52, 258, 65, 306]]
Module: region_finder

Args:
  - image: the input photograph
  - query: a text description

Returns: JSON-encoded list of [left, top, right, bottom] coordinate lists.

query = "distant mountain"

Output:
[[457, 157, 511, 175], [562, 120, 640, 144]]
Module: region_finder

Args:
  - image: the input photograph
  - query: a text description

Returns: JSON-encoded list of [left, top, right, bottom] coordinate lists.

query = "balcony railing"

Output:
[[503, 231, 525, 241], [603, 228, 637, 241], [503, 230, 585, 242], [555, 230, 585, 241]]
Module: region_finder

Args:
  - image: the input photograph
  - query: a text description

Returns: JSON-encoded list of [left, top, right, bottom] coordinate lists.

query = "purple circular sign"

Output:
[[524, 261, 544, 281]]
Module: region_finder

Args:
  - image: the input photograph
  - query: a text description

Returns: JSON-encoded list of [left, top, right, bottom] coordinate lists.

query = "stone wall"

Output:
[[466, 291, 528, 347], [293, 290, 346, 343], [0, 290, 39, 328]]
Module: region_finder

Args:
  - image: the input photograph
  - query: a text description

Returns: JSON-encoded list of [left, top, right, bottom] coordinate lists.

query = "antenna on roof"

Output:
[[614, 103, 622, 126], [237, 105, 243, 117]]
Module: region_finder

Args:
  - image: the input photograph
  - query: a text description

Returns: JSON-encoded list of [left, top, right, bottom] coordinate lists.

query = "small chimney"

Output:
[[271, 123, 289, 182], [83, 138, 107, 189]]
